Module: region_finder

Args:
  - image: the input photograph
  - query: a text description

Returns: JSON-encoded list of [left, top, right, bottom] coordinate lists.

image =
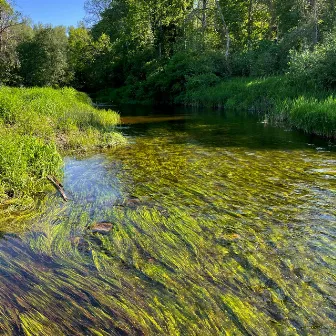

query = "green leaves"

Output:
[[0, 0, 13, 15], [17, 26, 69, 87], [288, 31, 336, 90]]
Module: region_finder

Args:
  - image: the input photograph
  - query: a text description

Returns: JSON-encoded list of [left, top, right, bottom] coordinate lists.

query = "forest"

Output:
[[0, 1, 335, 92]]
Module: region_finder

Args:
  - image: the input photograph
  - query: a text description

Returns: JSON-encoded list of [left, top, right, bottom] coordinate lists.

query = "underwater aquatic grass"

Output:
[[1, 117, 334, 335], [0, 86, 125, 207]]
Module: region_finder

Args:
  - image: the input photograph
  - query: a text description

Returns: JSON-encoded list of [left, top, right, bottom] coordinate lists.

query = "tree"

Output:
[[215, 0, 230, 58], [18, 26, 69, 87], [0, 0, 23, 84], [84, 0, 111, 24], [68, 26, 94, 88], [0, 0, 20, 45], [68, 25, 116, 91]]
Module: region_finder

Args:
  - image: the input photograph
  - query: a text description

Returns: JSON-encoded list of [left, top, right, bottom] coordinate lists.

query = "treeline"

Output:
[[0, 0, 114, 89], [1, 0, 336, 100]]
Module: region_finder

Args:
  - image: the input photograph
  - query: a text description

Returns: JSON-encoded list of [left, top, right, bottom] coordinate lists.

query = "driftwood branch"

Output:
[[47, 175, 68, 202]]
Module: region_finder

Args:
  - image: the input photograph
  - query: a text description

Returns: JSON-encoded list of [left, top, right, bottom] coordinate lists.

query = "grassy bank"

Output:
[[96, 76, 336, 139], [0, 87, 125, 208], [183, 76, 336, 138]]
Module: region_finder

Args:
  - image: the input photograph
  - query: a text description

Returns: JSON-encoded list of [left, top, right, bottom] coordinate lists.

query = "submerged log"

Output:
[[47, 175, 68, 202]]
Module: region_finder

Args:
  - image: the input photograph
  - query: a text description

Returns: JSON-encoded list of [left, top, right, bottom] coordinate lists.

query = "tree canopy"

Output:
[[0, 0, 336, 96]]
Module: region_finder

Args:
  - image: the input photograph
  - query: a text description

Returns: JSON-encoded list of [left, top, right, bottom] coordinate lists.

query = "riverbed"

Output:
[[0, 107, 335, 335]]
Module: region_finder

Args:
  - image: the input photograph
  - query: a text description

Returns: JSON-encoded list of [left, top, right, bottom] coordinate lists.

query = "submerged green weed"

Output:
[[0, 117, 334, 335]]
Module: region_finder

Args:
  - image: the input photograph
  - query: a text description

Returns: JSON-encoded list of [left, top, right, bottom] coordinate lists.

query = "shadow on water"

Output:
[[117, 105, 335, 151], [0, 106, 335, 335]]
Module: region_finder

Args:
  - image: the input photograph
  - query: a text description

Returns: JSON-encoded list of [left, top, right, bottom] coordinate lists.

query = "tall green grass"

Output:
[[0, 87, 125, 206], [183, 76, 336, 138], [282, 96, 336, 138]]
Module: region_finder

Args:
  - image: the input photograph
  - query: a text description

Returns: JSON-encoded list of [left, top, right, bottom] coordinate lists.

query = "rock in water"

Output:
[[71, 236, 90, 255], [124, 197, 141, 208], [90, 222, 113, 234]]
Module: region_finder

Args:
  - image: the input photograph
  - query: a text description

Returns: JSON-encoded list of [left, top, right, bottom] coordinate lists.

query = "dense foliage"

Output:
[[0, 0, 336, 94]]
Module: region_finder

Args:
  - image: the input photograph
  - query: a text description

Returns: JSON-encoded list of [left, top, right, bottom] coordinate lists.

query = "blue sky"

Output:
[[14, 0, 86, 27]]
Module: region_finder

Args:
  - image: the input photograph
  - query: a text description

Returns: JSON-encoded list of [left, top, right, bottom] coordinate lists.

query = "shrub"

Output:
[[288, 31, 336, 90], [95, 51, 230, 104], [231, 40, 290, 77]]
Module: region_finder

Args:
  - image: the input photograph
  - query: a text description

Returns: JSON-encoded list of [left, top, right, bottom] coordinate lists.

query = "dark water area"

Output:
[[0, 107, 335, 335]]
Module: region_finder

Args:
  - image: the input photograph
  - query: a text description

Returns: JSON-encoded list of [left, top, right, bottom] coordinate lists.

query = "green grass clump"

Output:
[[0, 129, 61, 201], [287, 96, 336, 138], [0, 87, 121, 144], [0, 87, 125, 206]]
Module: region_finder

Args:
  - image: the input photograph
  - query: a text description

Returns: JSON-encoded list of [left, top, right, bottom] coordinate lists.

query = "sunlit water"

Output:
[[0, 108, 335, 335]]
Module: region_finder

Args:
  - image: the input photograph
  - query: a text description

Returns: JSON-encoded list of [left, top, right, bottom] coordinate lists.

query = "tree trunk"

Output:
[[202, 0, 207, 30], [247, 0, 253, 49], [215, 0, 230, 59], [312, 0, 318, 45], [267, 0, 278, 41]]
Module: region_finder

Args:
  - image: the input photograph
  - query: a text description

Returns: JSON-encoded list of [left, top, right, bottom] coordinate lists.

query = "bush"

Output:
[[185, 73, 221, 91], [288, 31, 336, 90], [231, 40, 290, 77], [96, 51, 230, 104]]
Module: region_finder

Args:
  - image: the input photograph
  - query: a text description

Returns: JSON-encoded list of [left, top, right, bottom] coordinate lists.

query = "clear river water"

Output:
[[0, 107, 335, 335]]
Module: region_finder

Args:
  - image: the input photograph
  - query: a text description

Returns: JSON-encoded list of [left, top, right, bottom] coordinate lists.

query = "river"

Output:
[[0, 107, 335, 335]]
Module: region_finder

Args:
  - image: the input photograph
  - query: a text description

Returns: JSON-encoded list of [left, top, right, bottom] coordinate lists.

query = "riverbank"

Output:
[[183, 76, 336, 139], [0, 87, 125, 209], [96, 76, 336, 139]]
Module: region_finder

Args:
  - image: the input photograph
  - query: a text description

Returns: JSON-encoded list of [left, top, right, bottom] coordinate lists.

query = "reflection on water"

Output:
[[0, 108, 335, 335]]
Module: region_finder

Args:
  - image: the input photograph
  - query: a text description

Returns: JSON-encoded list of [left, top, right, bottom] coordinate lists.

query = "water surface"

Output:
[[0, 107, 335, 335]]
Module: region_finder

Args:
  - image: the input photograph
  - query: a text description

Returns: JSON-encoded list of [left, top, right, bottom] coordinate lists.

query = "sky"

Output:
[[14, 0, 86, 27]]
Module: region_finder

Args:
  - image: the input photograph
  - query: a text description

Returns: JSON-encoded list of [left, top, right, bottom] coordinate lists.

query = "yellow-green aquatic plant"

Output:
[[0, 115, 334, 335]]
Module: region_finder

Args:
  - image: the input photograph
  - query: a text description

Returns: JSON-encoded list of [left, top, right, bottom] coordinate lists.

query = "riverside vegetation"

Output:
[[100, 75, 336, 138], [183, 76, 336, 138], [0, 87, 125, 209], [1, 0, 336, 139]]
